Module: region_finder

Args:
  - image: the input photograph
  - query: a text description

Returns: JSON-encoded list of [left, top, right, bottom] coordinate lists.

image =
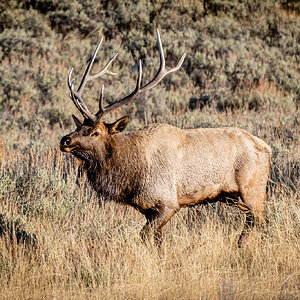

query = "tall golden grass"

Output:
[[0, 106, 299, 300]]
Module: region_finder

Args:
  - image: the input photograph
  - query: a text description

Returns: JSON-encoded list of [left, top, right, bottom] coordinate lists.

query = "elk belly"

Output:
[[178, 184, 222, 206]]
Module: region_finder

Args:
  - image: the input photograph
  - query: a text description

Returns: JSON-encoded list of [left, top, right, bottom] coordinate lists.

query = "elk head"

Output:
[[60, 29, 186, 161]]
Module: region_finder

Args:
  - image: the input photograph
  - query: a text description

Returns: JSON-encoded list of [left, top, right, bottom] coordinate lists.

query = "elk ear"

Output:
[[72, 115, 82, 128], [106, 116, 129, 135]]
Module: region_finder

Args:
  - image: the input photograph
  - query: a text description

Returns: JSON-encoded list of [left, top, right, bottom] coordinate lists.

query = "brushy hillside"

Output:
[[0, 0, 299, 299]]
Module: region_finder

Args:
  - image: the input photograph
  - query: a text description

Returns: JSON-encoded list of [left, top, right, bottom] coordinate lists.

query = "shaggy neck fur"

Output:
[[79, 135, 141, 203]]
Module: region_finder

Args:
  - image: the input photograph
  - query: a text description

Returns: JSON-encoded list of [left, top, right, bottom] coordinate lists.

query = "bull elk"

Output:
[[60, 29, 271, 247]]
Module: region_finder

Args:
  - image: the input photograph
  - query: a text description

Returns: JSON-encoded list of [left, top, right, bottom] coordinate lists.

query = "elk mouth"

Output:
[[60, 143, 82, 153], [60, 143, 86, 160], [60, 144, 74, 152]]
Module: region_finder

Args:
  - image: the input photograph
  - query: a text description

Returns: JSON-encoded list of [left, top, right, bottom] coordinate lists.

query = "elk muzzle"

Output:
[[60, 135, 72, 152]]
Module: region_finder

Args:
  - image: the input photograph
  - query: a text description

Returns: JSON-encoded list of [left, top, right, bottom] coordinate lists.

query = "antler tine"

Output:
[[77, 37, 118, 97], [76, 38, 102, 96], [140, 29, 186, 93], [98, 85, 105, 115], [95, 29, 185, 120], [68, 69, 86, 116], [68, 70, 96, 121], [157, 28, 165, 69], [95, 60, 143, 121], [88, 53, 118, 82], [67, 38, 118, 122]]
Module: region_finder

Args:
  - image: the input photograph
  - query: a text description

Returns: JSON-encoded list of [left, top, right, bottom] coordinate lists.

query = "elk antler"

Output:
[[68, 29, 186, 124], [68, 37, 118, 122]]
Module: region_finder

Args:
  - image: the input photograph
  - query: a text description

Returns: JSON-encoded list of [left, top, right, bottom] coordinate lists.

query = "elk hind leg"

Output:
[[237, 173, 268, 246]]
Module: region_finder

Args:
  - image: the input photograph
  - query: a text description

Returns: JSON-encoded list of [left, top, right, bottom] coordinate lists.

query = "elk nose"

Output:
[[60, 136, 71, 146]]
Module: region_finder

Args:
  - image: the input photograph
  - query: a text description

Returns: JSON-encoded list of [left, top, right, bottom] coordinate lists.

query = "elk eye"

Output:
[[91, 131, 99, 137]]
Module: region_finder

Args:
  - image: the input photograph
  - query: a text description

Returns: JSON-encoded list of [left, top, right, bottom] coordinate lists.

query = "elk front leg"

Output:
[[140, 206, 176, 248]]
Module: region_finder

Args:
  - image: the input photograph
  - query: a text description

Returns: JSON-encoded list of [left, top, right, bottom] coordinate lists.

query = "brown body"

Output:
[[60, 30, 271, 246], [62, 121, 271, 245]]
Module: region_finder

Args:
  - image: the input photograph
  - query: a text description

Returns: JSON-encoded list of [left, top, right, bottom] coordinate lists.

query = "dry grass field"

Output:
[[0, 0, 300, 299], [0, 107, 299, 299]]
